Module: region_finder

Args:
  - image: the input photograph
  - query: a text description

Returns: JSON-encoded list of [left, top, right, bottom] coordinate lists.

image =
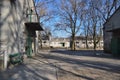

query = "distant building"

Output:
[[42, 36, 103, 49], [42, 38, 70, 48], [103, 6, 120, 56], [50, 38, 70, 48], [75, 36, 103, 49]]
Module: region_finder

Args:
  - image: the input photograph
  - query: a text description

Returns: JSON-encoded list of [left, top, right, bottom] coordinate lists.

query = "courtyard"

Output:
[[0, 49, 120, 80]]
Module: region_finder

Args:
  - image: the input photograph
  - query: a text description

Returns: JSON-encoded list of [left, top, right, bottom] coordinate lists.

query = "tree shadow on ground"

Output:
[[32, 57, 94, 80], [37, 52, 120, 74], [0, 63, 51, 80], [33, 53, 120, 80], [0, 57, 95, 80], [0, 51, 120, 80], [50, 50, 120, 59]]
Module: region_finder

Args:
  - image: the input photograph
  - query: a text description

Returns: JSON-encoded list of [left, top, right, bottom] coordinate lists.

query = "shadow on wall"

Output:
[[0, 0, 3, 51], [0, 0, 28, 54]]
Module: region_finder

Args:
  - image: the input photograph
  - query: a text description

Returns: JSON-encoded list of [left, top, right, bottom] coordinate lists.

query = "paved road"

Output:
[[0, 49, 120, 80]]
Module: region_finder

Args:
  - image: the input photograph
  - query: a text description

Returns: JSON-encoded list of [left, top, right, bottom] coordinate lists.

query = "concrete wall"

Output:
[[104, 8, 120, 31], [104, 7, 120, 53], [0, 0, 24, 54], [103, 29, 112, 53], [0, 0, 39, 54]]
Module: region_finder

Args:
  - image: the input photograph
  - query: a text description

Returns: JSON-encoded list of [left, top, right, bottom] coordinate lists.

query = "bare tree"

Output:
[[93, 0, 120, 22], [82, 9, 91, 49], [34, 0, 120, 50], [54, 0, 85, 50], [89, 0, 120, 53], [35, 0, 54, 48], [83, 0, 103, 52], [35, 0, 54, 24], [41, 27, 52, 40]]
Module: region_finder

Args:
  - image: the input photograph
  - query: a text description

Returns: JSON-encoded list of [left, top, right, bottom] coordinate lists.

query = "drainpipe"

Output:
[[30, 9, 33, 22], [3, 50, 7, 70], [30, 9, 37, 55], [29, 9, 33, 57], [27, 9, 33, 57], [30, 9, 35, 55]]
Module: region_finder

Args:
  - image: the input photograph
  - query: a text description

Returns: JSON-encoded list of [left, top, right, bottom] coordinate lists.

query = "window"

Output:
[[89, 42, 92, 44], [44, 41, 46, 43], [76, 42, 79, 44], [82, 42, 85, 44], [101, 42, 103, 44]]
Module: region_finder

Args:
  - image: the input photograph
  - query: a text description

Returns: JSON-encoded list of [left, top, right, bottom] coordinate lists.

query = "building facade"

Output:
[[0, 0, 43, 69], [103, 6, 120, 56]]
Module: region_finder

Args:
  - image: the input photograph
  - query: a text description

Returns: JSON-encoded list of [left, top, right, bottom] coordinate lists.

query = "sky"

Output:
[[35, 0, 73, 38]]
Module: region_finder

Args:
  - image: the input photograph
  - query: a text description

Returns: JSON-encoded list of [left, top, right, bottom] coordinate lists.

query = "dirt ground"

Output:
[[0, 49, 120, 80]]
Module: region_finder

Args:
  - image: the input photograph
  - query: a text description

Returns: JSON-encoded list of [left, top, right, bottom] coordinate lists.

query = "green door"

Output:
[[27, 37, 32, 57], [111, 37, 120, 57]]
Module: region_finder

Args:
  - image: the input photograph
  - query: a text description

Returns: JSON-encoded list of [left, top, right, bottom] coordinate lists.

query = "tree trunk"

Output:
[[71, 34, 75, 51], [93, 38, 97, 55], [38, 32, 43, 49], [85, 37, 89, 49]]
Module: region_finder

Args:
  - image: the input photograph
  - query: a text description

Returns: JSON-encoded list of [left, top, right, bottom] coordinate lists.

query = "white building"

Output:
[[50, 38, 70, 48], [75, 36, 103, 49], [42, 36, 103, 49], [42, 38, 70, 48]]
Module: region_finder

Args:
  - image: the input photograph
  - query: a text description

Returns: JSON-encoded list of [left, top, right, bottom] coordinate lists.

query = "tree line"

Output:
[[35, 0, 120, 50]]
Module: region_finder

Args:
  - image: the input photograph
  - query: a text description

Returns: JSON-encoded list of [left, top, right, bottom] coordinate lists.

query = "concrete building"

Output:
[[50, 38, 70, 48], [0, 0, 43, 69], [42, 36, 103, 49], [75, 36, 103, 49], [42, 38, 70, 48], [103, 6, 120, 56]]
